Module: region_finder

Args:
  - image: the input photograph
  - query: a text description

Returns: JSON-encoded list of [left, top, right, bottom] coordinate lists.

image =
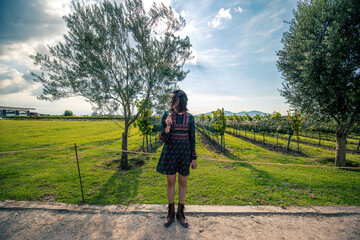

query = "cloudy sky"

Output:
[[0, 0, 298, 116]]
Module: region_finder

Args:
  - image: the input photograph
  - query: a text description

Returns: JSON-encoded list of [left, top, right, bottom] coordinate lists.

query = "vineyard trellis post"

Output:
[[272, 112, 283, 149], [74, 143, 85, 203], [286, 130, 292, 151], [287, 110, 303, 152], [222, 108, 226, 151]]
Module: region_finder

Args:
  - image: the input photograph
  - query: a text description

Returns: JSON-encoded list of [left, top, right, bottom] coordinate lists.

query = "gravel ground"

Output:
[[0, 200, 359, 240]]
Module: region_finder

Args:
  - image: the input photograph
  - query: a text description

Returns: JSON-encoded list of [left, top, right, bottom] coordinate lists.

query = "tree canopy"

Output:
[[276, 0, 360, 166], [30, 0, 192, 169], [63, 110, 73, 116]]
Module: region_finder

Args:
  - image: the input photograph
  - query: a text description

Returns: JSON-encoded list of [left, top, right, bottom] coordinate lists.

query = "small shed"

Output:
[[0, 106, 36, 117]]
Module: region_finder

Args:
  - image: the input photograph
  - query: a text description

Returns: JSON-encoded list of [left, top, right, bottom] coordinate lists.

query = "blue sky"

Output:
[[0, 0, 298, 115]]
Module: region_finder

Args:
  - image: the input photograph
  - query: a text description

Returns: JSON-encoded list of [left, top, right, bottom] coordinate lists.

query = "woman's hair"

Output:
[[169, 89, 188, 113]]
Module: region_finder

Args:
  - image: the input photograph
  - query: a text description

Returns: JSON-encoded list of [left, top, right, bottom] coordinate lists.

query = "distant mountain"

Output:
[[195, 110, 267, 117], [236, 110, 267, 117], [224, 110, 234, 116]]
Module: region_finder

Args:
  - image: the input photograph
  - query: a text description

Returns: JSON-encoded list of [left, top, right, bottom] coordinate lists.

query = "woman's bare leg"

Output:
[[178, 173, 188, 204], [166, 174, 176, 203]]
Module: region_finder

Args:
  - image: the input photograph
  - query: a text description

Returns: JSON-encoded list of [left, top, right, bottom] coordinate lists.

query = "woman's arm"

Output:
[[159, 112, 171, 143], [189, 115, 197, 160]]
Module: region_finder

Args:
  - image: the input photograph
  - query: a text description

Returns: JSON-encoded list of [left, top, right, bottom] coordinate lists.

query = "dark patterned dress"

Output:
[[156, 110, 197, 176]]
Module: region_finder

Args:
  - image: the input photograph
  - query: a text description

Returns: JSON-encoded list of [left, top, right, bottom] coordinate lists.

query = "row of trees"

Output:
[[199, 111, 341, 136], [197, 110, 360, 154], [197, 108, 227, 152]]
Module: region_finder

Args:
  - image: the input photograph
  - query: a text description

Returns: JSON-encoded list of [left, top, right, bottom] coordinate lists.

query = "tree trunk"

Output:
[[263, 132, 265, 143], [335, 130, 347, 167], [223, 134, 225, 150], [286, 134, 291, 151], [220, 134, 223, 152], [121, 123, 130, 169], [356, 138, 360, 152], [297, 133, 300, 152], [149, 133, 151, 148], [146, 133, 149, 152], [318, 131, 321, 145]]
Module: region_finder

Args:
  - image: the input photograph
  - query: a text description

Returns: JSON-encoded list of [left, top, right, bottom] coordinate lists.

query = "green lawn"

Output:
[[0, 120, 359, 206]]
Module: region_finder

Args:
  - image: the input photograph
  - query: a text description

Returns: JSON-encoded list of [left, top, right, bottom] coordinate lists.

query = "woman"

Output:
[[156, 89, 197, 228]]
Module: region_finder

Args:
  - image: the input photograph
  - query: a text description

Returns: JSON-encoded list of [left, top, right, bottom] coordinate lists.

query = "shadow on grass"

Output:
[[197, 128, 360, 205], [315, 157, 360, 173], [86, 140, 164, 205], [197, 127, 279, 182], [225, 130, 309, 157], [86, 158, 142, 205]]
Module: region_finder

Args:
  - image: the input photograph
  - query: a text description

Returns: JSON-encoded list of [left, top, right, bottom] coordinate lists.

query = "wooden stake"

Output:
[[74, 143, 85, 203]]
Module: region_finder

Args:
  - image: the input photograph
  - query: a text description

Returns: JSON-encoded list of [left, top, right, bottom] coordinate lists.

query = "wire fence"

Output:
[[2, 144, 360, 168]]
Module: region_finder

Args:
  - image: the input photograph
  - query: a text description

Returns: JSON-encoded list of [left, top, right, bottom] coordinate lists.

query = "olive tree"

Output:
[[277, 0, 360, 166], [30, 0, 192, 169]]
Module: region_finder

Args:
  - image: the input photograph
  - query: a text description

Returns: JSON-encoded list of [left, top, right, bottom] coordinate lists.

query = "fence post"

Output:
[[286, 134, 292, 151], [74, 143, 85, 203]]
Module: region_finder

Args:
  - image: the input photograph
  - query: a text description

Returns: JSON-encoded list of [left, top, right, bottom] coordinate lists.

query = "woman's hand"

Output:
[[165, 115, 172, 133], [165, 115, 172, 126], [191, 160, 197, 169], [165, 125, 171, 133]]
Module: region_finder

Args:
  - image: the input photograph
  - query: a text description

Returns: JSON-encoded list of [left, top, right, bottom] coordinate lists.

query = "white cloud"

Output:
[[255, 47, 266, 53], [43, 0, 72, 17], [194, 48, 243, 67], [0, 92, 93, 115], [258, 55, 278, 63], [180, 10, 188, 17], [182, 91, 288, 115], [248, 8, 286, 37], [234, 7, 243, 13], [0, 35, 67, 70], [186, 47, 198, 65], [234, 6, 287, 51], [178, 21, 208, 41], [208, 8, 232, 29], [143, 0, 171, 11], [0, 65, 41, 94]]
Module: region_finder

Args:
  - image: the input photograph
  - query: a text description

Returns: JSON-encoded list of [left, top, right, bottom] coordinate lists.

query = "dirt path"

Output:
[[1, 200, 359, 240]]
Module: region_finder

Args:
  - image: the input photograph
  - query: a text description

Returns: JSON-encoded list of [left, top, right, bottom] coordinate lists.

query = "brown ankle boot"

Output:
[[176, 203, 188, 228], [164, 203, 175, 227]]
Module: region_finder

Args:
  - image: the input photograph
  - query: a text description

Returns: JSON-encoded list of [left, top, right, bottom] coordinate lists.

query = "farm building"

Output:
[[0, 106, 36, 117]]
